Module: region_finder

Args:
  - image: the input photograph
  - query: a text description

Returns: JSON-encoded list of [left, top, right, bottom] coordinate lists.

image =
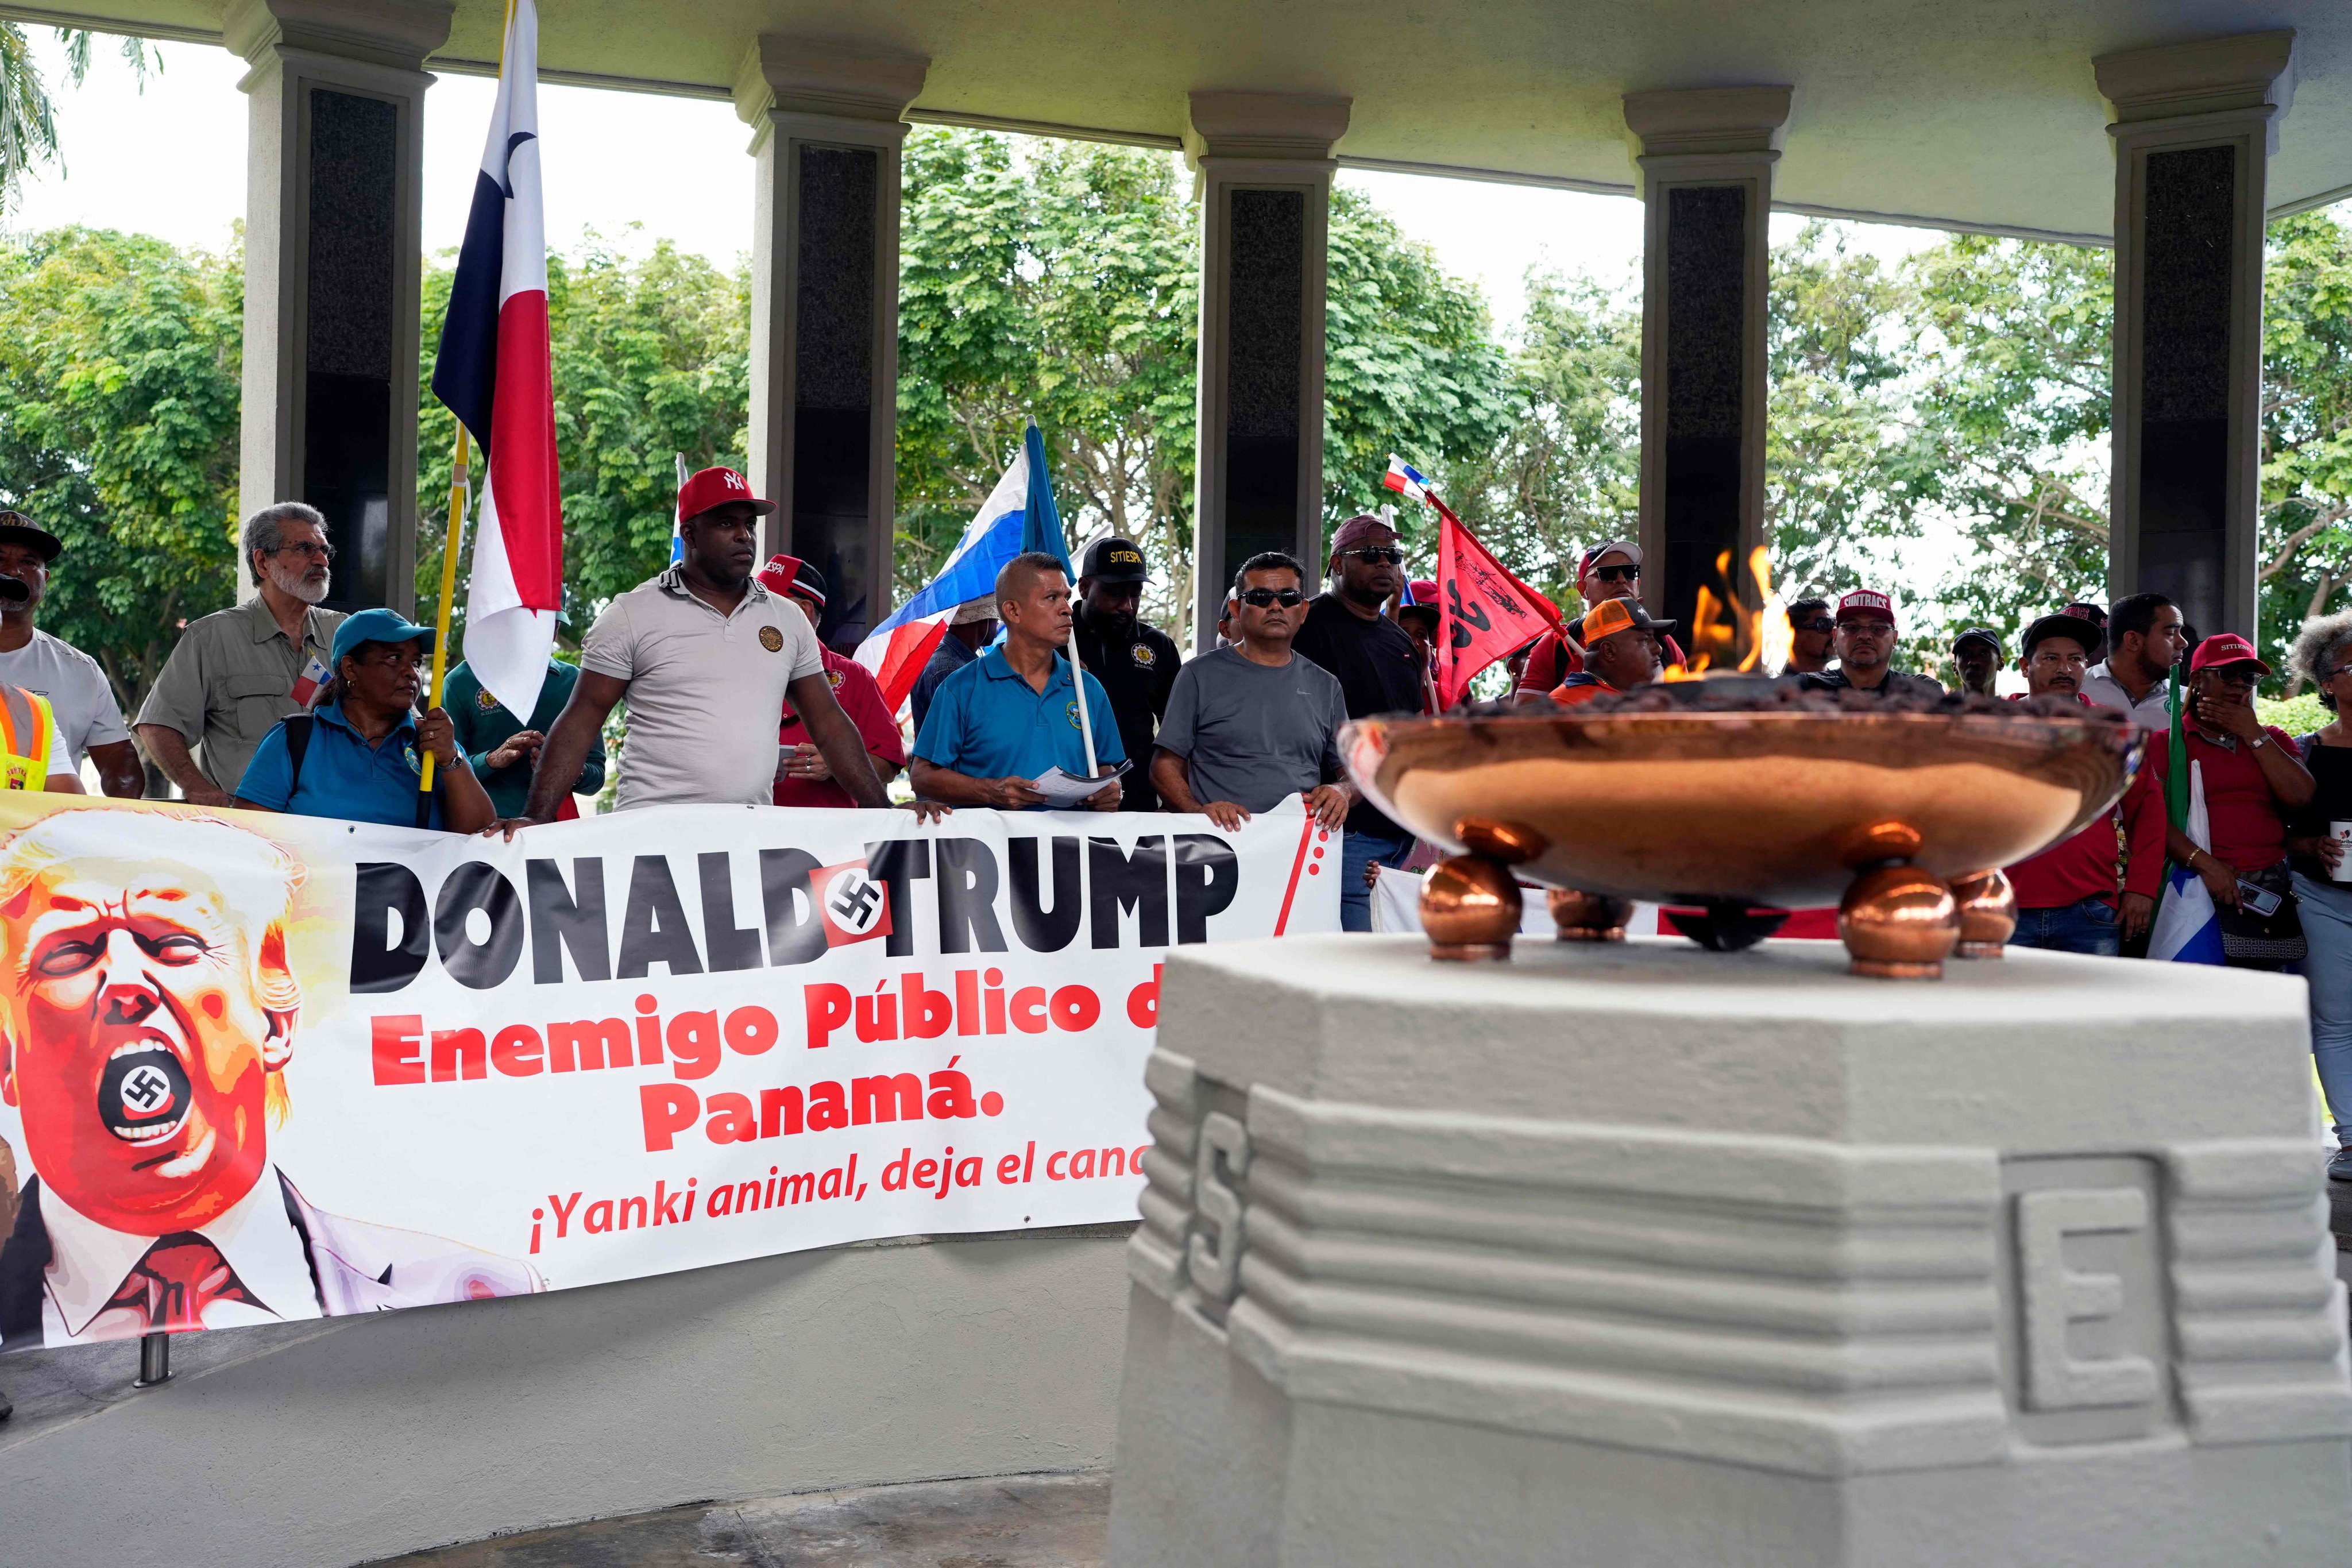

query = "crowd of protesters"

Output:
[[2, 476, 2346, 1107]]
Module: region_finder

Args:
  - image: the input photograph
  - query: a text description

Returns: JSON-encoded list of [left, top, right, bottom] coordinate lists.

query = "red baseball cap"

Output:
[[1835, 589, 1897, 628], [756, 554, 826, 608], [677, 466, 776, 524], [2189, 632, 2270, 676]]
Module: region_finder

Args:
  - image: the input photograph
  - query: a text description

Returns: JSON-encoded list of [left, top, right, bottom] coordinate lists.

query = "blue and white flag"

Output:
[[2148, 759, 2225, 964], [1383, 453, 1431, 505], [856, 423, 1057, 712]]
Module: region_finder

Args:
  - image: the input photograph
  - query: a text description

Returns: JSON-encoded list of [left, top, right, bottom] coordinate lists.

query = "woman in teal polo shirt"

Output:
[[234, 608, 497, 833]]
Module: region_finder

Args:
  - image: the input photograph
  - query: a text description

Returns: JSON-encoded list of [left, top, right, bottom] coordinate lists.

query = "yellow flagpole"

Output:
[[419, 424, 470, 793]]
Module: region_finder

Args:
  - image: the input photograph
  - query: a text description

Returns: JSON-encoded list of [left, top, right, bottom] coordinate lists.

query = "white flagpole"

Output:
[[1065, 620, 1101, 778]]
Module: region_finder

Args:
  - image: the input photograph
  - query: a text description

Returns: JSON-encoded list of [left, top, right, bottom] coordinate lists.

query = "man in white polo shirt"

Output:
[[505, 468, 894, 822]]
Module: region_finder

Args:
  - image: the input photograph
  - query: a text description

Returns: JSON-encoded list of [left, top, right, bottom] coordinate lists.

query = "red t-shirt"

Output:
[[2129, 723, 2300, 892], [772, 646, 909, 808], [2004, 696, 2165, 909]]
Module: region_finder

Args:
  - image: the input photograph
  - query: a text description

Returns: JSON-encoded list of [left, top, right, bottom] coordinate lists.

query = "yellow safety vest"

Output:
[[0, 683, 58, 792]]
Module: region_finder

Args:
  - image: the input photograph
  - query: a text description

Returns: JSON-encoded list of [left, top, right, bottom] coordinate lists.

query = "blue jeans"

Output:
[[2292, 872, 2352, 1138], [1341, 827, 1416, 933], [2009, 895, 2119, 957]]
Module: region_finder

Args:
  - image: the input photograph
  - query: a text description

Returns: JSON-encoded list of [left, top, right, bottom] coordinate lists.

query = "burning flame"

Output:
[[1663, 547, 1789, 681]]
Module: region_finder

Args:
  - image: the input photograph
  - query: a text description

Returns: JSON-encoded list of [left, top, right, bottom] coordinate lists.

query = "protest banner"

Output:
[[0, 795, 1338, 1350]]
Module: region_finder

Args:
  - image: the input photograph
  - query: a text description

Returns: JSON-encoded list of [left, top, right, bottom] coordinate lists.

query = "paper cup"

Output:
[[2331, 821, 2352, 882]]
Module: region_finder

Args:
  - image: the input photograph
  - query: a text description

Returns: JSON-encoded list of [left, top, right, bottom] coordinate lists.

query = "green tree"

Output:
[[897, 130, 1512, 645], [2259, 208, 2352, 678], [1440, 271, 1640, 608], [1, 26, 156, 206], [0, 225, 241, 715], [415, 233, 750, 639]]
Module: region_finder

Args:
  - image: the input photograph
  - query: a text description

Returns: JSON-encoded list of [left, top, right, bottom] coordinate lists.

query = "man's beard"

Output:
[[267, 561, 329, 605], [1338, 577, 1387, 608]]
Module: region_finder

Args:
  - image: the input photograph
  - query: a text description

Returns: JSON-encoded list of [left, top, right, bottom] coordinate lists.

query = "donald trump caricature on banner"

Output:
[[0, 812, 540, 1350]]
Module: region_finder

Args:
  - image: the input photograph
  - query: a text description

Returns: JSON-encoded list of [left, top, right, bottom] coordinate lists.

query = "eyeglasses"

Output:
[[1592, 564, 1639, 583], [1339, 547, 1404, 566], [1239, 587, 1304, 608], [1794, 619, 1836, 634], [273, 540, 334, 562], [356, 648, 428, 671]]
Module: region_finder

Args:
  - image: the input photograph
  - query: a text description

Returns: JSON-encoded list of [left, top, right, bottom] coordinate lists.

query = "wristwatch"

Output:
[[2250, 733, 2268, 750]]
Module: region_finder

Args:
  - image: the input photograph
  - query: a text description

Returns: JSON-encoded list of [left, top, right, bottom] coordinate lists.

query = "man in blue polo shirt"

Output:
[[910, 552, 1125, 811]]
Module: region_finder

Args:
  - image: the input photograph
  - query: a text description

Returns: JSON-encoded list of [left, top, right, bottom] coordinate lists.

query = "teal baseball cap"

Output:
[[331, 607, 435, 666]]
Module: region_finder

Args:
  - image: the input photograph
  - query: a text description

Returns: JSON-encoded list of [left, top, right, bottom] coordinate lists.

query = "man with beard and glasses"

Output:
[[136, 503, 346, 808], [1071, 536, 1179, 812], [1802, 589, 1946, 700], [505, 468, 902, 824], [2003, 611, 2163, 956], [1292, 515, 1424, 930], [1152, 553, 1353, 832], [0, 811, 542, 1350]]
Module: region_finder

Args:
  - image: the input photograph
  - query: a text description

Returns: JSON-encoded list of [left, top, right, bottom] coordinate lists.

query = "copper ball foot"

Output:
[[1948, 868, 2017, 959], [1838, 862, 1959, 980], [1548, 887, 1631, 942], [1423, 853, 1521, 962]]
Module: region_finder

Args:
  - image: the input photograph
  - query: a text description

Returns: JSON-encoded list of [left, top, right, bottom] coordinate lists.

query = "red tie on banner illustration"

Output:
[[97, 1234, 262, 1334], [1432, 500, 1562, 708]]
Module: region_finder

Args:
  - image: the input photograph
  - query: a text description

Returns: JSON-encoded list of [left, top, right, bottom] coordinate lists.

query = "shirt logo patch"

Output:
[[759, 625, 785, 653], [403, 744, 422, 774], [1067, 701, 1083, 731], [1130, 643, 1156, 668], [5, 765, 24, 791], [827, 669, 845, 689], [475, 688, 501, 712]]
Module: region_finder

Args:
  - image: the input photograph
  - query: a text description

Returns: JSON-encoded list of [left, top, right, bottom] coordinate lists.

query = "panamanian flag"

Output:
[[856, 423, 1063, 713], [430, 0, 562, 724], [1383, 454, 1431, 505]]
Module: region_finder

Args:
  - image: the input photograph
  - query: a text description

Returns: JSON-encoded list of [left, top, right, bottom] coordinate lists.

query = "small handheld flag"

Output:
[[289, 654, 333, 709], [1382, 454, 1431, 504]]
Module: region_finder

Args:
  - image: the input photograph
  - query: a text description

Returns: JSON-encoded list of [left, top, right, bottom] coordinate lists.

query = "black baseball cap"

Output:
[[1080, 537, 1149, 584], [1952, 627, 2002, 656], [0, 511, 63, 562], [2022, 612, 2104, 658]]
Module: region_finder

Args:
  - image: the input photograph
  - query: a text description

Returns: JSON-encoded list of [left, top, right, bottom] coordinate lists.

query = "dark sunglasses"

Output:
[[1592, 564, 1639, 583], [1339, 547, 1404, 566], [1794, 618, 1836, 634], [1239, 586, 1305, 608]]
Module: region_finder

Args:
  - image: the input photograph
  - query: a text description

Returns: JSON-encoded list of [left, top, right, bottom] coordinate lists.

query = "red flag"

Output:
[[1434, 502, 1562, 708]]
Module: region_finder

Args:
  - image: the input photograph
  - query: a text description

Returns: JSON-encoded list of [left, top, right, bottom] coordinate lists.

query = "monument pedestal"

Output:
[[1108, 936, 2352, 1566]]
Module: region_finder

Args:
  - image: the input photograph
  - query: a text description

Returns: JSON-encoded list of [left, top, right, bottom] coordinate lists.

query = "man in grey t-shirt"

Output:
[[1152, 551, 1353, 833]]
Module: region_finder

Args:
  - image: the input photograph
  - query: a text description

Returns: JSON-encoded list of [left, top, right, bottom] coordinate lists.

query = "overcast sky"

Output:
[[6, 32, 1949, 333]]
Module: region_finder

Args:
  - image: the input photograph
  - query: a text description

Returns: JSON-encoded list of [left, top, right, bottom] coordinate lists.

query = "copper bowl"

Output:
[[1342, 704, 2140, 974]]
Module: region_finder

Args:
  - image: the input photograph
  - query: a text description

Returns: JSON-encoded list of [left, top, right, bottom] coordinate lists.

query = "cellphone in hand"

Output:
[[2236, 879, 2284, 918]]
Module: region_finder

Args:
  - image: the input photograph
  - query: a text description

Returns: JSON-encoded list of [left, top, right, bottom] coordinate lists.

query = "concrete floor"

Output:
[[365, 1472, 1109, 1567]]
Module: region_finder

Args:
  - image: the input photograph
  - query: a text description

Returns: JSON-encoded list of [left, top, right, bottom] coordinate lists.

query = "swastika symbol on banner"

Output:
[[122, 1064, 172, 1114], [829, 871, 884, 933]]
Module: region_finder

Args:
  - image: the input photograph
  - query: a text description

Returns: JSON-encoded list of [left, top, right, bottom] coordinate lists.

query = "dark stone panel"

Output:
[[305, 88, 397, 380], [1660, 184, 1749, 633], [1663, 186, 1745, 442], [1225, 189, 1304, 443], [2132, 145, 2234, 623], [795, 145, 878, 414], [791, 146, 878, 646], [2141, 145, 2234, 426], [2137, 416, 2230, 635], [303, 371, 391, 613], [791, 408, 872, 652], [1223, 434, 1301, 587], [1222, 189, 1305, 580]]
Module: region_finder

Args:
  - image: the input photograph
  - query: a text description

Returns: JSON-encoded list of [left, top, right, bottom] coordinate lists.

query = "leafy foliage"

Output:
[[415, 234, 750, 640], [0, 26, 156, 208], [0, 226, 241, 714], [2260, 210, 2352, 679]]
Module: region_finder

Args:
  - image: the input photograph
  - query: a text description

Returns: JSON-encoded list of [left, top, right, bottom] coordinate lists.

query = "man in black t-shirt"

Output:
[[1292, 513, 1424, 930], [1072, 536, 1181, 812]]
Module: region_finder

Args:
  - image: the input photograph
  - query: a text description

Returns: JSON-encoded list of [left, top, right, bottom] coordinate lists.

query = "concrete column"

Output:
[[1185, 91, 1349, 652], [1623, 87, 1790, 637], [228, 0, 447, 615], [2098, 32, 2296, 640], [734, 39, 925, 649]]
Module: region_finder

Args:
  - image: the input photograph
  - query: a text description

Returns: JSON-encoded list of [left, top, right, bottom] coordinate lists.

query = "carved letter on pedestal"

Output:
[[1187, 1111, 1250, 1304], [2017, 1187, 2161, 1411]]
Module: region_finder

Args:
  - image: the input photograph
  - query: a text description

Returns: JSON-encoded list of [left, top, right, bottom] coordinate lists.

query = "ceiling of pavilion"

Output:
[[27, 0, 2352, 241]]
